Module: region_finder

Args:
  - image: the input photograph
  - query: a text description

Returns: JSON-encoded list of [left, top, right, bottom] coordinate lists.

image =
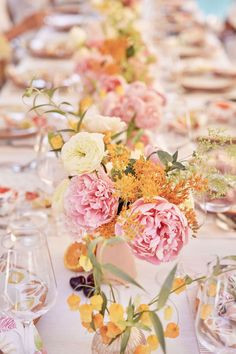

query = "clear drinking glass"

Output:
[[0, 228, 57, 354], [196, 258, 236, 354], [201, 145, 236, 213]]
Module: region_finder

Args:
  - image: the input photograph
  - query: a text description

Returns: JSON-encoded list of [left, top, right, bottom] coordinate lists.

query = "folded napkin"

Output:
[[0, 316, 47, 354]]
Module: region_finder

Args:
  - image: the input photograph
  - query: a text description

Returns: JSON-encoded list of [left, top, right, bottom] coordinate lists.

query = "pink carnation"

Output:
[[102, 81, 165, 129], [115, 197, 189, 264], [64, 173, 118, 237]]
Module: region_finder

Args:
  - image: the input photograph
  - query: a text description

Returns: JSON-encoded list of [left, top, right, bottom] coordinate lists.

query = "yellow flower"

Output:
[[109, 304, 124, 324], [172, 278, 186, 294], [93, 313, 104, 330], [164, 323, 180, 338], [106, 322, 123, 339], [90, 295, 103, 311], [79, 255, 93, 272], [61, 132, 105, 175], [134, 344, 151, 354], [137, 304, 151, 327], [147, 335, 159, 351], [49, 133, 64, 150], [52, 179, 69, 213], [79, 304, 93, 323], [164, 305, 173, 321], [200, 304, 212, 320], [99, 89, 107, 98], [82, 321, 94, 333], [207, 283, 217, 297], [79, 96, 93, 114], [67, 294, 81, 311]]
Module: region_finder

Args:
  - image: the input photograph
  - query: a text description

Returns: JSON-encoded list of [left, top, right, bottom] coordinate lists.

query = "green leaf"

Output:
[[45, 109, 67, 116], [120, 327, 131, 354], [87, 238, 103, 273], [150, 312, 166, 354], [126, 45, 135, 58], [213, 256, 221, 276], [223, 255, 236, 262], [100, 291, 107, 316], [102, 263, 146, 292], [172, 161, 186, 170], [172, 151, 178, 162], [157, 264, 177, 310], [157, 150, 173, 165], [77, 109, 87, 132]]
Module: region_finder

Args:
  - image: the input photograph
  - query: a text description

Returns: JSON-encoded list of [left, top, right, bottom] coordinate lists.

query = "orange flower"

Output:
[[172, 278, 186, 294], [207, 283, 217, 297], [200, 304, 212, 320], [147, 335, 159, 350], [165, 323, 180, 338], [99, 38, 128, 62], [67, 294, 81, 311], [134, 344, 151, 354], [103, 62, 121, 75], [93, 313, 104, 330], [79, 96, 93, 114], [106, 322, 123, 339], [79, 304, 93, 323], [100, 325, 111, 345]]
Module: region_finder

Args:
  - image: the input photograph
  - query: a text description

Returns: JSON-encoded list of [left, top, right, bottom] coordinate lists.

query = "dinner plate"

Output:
[[181, 76, 235, 92], [28, 34, 74, 59], [45, 13, 95, 31], [0, 105, 38, 140]]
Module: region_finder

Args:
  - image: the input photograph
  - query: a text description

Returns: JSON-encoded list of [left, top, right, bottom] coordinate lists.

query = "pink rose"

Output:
[[99, 75, 125, 93], [144, 145, 161, 164], [115, 197, 189, 264], [64, 173, 118, 237]]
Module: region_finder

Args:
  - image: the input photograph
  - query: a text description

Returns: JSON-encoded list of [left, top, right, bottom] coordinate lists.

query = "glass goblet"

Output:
[[0, 228, 57, 354]]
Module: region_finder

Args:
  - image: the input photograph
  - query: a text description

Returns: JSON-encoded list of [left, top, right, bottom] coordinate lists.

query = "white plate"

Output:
[[181, 76, 235, 92]]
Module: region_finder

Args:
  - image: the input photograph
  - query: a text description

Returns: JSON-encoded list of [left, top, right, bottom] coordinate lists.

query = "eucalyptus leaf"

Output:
[[172, 150, 178, 162], [157, 264, 177, 310], [102, 263, 145, 291], [101, 291, 107, 316], [120, 327, 131, 354], [172, 161, 186, 170], [150, 312, 166, 354], [223, 255, 236, 262]]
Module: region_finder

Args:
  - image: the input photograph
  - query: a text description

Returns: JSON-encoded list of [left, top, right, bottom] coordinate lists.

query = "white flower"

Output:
[[52, 179, 70, 213], [61, 132, 105, 175], [69, 27, 87, 48], [82, 114, 126, 135]]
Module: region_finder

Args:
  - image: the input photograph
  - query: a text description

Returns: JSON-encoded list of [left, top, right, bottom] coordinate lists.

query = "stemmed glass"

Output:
[[196, 258, 236, 354], [0, 227, 57, 354]]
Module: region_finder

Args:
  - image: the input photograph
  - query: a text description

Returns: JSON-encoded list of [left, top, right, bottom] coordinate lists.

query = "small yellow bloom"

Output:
[[164, 323, 180, 338], [82, 321, 94, 333], [137, 304, 151, 327], [79, 304, 93, 323], [49, 134, 64, 150], [106, 322, 123, 339], [109, 303, 124, 324], [200, 304, 212, 320], [90, 295, 103, 311], [147, 335, 159, 351], [93, 313, 104, 330], [79, 255, 93, 272], [172, 278, 186, 294], [68, 118, 78, 131], [164, 305, 173, 321], [207, 283, 217, 297], [99, 89, 107, 98], [67, 294, 81, 311], [134, 344, 151, 354], [79, 96, 93, 113]]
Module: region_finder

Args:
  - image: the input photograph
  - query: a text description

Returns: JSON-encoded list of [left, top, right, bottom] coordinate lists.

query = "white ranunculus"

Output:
[[69, 27, 87, 48], [61, 132, 105, 175], [52, 178, 70, 213], [82, 114, 126, 135]]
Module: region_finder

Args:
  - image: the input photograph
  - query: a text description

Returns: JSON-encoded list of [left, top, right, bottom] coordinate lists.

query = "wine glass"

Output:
[[0, 228, 57, 354], [196, 258, 236, 354]]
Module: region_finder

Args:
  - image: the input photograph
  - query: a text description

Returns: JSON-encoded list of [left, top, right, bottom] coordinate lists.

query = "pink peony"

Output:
[[64, 173, 118, 237], [99, 75, 126, 93], [102, 81, 165, 129], [115, 197, 189, 264]]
